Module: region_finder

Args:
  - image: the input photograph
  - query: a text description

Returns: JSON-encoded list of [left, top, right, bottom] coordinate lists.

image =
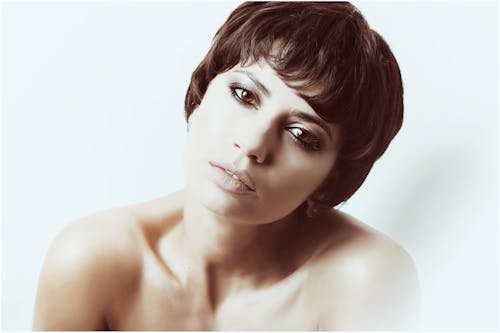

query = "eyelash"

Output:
[[230, 84, 258, 107], [229, 84, 322, 152], [287, 127, 322, 151]]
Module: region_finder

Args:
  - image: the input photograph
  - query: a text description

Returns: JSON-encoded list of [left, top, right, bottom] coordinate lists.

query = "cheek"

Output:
[[260, 154, 336, 213], [189, 98, 237, 139], [276, 143, 336, 189], [183, 103, 235, 182]]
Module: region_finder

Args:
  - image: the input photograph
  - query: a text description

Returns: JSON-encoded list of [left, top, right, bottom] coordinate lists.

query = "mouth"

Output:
[[208, 160, 257, 193]]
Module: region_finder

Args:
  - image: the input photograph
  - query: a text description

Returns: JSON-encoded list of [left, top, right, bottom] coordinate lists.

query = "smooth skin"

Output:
[[33, 61, 421, 331]]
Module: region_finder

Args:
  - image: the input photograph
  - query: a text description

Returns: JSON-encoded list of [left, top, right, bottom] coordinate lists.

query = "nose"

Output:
[[232, 121, 275, 164]]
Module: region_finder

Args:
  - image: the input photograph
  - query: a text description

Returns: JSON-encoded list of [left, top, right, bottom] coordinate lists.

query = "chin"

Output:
[[183, 164, 245, 216], [185, 166, 301, 224], [195, 184, 260, 222]]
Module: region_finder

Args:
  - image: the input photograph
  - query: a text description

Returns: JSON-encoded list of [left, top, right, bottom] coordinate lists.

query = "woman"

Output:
[[33, 2, 420, 330]]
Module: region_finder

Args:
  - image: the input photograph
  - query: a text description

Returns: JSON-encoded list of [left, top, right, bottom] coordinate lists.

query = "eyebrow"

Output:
[[233, 69, 332, 141], [233, 70, 270, 97], [290, 110, 333, 141]]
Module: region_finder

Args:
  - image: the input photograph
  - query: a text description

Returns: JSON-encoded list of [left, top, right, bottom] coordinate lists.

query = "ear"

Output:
[[308, 191, 327, 204], [306, 199, 319, 218], [306, 191, 332, 218]]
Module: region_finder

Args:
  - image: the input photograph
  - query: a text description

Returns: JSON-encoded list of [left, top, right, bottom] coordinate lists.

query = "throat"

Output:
[[181, 201, 301, 271], [175, 204, 303, 310]]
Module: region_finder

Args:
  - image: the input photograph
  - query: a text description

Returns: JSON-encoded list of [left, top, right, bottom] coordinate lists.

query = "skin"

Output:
[[33, 61, 421, 331]]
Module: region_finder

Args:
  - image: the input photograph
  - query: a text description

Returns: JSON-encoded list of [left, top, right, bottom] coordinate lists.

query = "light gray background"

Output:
[[1, 1, 498, 330]]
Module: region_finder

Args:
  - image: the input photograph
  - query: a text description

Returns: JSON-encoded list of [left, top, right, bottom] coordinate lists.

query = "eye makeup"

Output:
[[228, 83, 260, 108], [232, 69, 270, 97], [225, 73, 326, 152], [286, 126, 322, 151]]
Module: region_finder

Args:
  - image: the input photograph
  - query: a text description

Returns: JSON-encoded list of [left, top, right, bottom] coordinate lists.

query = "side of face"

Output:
[[183, 60, 341, 224]]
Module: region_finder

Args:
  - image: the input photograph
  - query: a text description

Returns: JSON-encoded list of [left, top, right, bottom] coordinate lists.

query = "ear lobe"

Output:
[[306, 199, 319, 218], [305, 191, 331, 218], [309, 192, 327, 203], [315, 192, 327, 201]]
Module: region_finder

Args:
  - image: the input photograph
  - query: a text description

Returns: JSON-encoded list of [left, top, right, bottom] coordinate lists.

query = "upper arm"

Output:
[[33, 210, 141, 330], [313, 236, 421, 330]]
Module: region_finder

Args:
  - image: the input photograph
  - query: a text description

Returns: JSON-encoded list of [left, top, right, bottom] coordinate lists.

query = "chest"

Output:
[[112, 259, 319, 330]]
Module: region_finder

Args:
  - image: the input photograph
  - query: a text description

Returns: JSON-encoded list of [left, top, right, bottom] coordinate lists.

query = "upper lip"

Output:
[[209, 160, 256, 191]]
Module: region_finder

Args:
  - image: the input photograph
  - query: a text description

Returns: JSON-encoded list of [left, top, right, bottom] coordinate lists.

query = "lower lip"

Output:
[[208, 164, 256, 195]]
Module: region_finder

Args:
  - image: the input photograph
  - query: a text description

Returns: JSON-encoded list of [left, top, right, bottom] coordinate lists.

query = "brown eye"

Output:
[[232, 86, 257, 106], [287, 127, 321, 151]]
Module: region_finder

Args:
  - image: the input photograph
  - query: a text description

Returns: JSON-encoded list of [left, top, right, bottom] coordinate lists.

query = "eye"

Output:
[[287, 127, 322, 151], [230, 85, 258, 107]]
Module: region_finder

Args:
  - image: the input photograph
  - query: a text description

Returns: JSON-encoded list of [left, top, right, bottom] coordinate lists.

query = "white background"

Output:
[[1, 1, 497, 330]]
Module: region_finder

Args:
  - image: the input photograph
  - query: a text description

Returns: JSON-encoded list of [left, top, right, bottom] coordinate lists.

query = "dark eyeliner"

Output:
[[228, 82, 259, 107], [287, 127, 322, 151]]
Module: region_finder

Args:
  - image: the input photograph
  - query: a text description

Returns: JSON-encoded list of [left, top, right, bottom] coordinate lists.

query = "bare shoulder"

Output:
[[307, 209, 416, 269], [306, 209, 421, 330], [33, 204, 144, 330], [329, 209, 416, 268], [33, 191, 184, 330]]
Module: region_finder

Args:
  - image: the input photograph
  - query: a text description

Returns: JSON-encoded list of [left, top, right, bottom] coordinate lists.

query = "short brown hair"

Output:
[[184, 2, 404, 208]]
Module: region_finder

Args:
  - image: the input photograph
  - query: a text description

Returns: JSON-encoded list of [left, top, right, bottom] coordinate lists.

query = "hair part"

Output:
[[184, 1, 404, 208]]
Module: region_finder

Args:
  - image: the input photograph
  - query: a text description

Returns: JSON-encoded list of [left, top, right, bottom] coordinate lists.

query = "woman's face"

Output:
[[184, 60, 341, 224]]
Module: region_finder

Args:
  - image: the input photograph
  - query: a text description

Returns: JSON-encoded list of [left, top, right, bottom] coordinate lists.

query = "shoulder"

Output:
[[33, 205, 144, 330], [329, 210, 418, 277], [33, 191, 185, 330], [45, 205, 144, 284], [40, 189, 184, 279], [306, 210, 421, 330], [311, 209, 417, 272]]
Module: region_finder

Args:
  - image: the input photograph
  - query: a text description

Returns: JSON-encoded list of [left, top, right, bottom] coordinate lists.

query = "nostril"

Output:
[[232, 141, 266, 164], [251, 155, 261, 163]]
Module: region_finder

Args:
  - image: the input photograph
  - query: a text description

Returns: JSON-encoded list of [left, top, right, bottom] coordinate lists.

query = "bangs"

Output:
[[209, 2, 376, 124], [184, 2, 404, 207]]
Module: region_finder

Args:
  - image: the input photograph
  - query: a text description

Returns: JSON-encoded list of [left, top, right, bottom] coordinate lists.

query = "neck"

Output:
[[181, 195, 299, 271], [163, 193, 305, 311]]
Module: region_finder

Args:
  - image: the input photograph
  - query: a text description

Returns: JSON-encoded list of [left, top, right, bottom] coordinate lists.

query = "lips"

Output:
[[208, 160, 256, 192]]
